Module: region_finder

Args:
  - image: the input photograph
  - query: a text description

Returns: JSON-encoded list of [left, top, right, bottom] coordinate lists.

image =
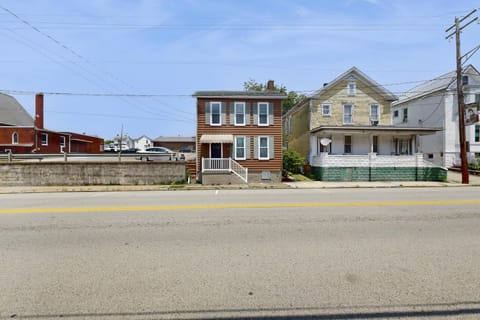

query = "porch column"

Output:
[[369, 134, 374, 153]]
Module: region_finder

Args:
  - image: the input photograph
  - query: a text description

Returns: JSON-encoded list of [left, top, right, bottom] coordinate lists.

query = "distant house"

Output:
[[392, 64, 480, 167], [193, 81, 286, 184], [110, 135, 134, 151], [283, 67, 444, 181], [133, 135, 153, 151], [153, 136, 195, 151], [0, 93, 103, 154], [105, 135, 152, 152]]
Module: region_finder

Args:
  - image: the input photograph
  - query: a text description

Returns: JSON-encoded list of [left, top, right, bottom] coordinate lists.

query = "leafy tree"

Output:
[[243, 79, 304, 115], [283, 150, 305, 174]]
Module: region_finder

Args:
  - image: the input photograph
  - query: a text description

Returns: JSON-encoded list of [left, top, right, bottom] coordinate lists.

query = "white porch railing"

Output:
[[311, 153, 437, 168], [202, 157, 248, 183]]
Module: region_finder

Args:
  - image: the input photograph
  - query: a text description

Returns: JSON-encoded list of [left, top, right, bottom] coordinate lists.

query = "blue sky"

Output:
[[0, 0, 479, 140]]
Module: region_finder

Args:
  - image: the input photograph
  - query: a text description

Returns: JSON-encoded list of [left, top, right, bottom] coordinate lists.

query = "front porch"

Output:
[[311, 153, 447, 182], [201, 157, 248, 184]]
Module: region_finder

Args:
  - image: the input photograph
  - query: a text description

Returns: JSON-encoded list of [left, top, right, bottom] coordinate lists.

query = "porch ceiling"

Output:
[[199, 134, 234, 143], [311, 125, 441, 136]]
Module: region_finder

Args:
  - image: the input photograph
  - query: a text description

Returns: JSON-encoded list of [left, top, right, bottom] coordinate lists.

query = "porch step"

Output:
[[201, 171, 248, 185]]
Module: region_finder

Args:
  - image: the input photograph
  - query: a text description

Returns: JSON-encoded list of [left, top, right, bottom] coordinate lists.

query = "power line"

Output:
[[0, 89, 192, 97], [48, 110, 194, 123], [0, 5, 192, 121]]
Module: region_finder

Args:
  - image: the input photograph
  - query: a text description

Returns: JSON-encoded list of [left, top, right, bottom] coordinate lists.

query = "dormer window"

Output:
[[462, 76, 469, 86], [347, 81, 356, 96]]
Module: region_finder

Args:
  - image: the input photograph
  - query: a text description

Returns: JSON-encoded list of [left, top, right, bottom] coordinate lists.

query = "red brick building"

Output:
[[0, 93, 103, 154]]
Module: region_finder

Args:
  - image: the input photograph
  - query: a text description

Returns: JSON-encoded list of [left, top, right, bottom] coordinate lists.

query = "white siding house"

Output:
[[392, 65, 480, 167], [133, 135, 153, 151]]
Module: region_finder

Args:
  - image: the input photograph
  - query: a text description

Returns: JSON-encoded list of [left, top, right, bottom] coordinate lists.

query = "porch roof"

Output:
[[310, 125, 441, 136], [199, 134, 234, 143]]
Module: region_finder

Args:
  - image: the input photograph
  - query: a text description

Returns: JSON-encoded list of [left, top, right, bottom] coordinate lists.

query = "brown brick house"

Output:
[[193, 81, 286, 184], [0, 93, 103, 154], [153, 136, 196, 151]]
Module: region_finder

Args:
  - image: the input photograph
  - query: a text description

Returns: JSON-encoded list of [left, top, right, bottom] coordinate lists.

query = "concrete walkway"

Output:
[[0, 171, 479, 194]]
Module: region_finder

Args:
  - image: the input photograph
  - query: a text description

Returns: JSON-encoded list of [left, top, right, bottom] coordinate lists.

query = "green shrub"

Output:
[[283, 150, 305, 174]]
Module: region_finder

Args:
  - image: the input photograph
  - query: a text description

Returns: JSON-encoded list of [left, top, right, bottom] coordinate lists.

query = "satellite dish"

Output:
[[320, 138, 332, 146]]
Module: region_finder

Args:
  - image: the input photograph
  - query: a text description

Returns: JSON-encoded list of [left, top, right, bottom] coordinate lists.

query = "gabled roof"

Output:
[[393, 64, 480, 105], [0, 93, 34, 126], [133, 134, 152, 141], [284, 67, 398, 118], [310, 66, 398, 101]]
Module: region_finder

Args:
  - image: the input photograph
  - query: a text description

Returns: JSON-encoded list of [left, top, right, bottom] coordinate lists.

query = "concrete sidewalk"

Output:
[[0, 171, 479, 194]]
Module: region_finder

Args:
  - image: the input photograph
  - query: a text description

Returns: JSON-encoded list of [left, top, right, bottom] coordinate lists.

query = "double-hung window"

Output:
[[258, 136, 269, 160], [348, 81, 356, 96], [258, 102, 269, 126], [343, 104, 353, 124], [370, 104, 379, 122], [322, 104, 331, 117], [210, 102, 221, 126], [234, 102, 245, 126], [475, 125, 480, 143], [235, 136, 246, 160], [60, 136, 66, 147], [41, 133, 48, 146]]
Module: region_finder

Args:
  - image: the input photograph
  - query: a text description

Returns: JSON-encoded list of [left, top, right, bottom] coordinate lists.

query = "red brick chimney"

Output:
[[266, 80, 275, 91], [35, 93, 44, 129]]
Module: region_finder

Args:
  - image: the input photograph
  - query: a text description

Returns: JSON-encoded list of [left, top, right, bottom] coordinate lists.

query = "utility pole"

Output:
[[445, 9, 478, 184]]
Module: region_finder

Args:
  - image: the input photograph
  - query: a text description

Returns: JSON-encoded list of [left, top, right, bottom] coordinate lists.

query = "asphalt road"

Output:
[[1, 188, 480, 319]]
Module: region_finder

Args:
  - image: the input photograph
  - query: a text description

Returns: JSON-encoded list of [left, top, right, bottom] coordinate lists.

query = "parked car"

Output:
[[179, 147, 194, 153], [137, 147, 175, 161], [123, 148, 140, 153], [178, 147, 195, 160]]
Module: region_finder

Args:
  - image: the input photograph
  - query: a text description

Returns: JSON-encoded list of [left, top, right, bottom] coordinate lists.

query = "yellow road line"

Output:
[[1, 199, 480, 215]]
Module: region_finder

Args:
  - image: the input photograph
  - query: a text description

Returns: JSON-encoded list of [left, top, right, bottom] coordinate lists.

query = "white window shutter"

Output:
[[253, 103, 258, 125], [253, 136, 259, 159], [221, 102, 227, 125], [229, 102, 234, 125], [205, 102, 210, 125], [245, 103, 251, 125], [246, 136, 251, 159], [269, 136, 274, 159], [269, 102, 274, 125]]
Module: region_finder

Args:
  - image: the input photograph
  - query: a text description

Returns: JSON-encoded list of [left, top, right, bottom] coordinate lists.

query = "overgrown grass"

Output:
[[289, 173, 314, 182]]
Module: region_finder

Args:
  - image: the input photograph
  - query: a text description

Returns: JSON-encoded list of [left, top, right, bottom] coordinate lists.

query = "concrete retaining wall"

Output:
[[0, 162, 186, 186]]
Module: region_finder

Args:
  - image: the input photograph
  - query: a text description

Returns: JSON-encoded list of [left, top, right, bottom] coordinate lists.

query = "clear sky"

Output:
[[0, 0, 479, 140]]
